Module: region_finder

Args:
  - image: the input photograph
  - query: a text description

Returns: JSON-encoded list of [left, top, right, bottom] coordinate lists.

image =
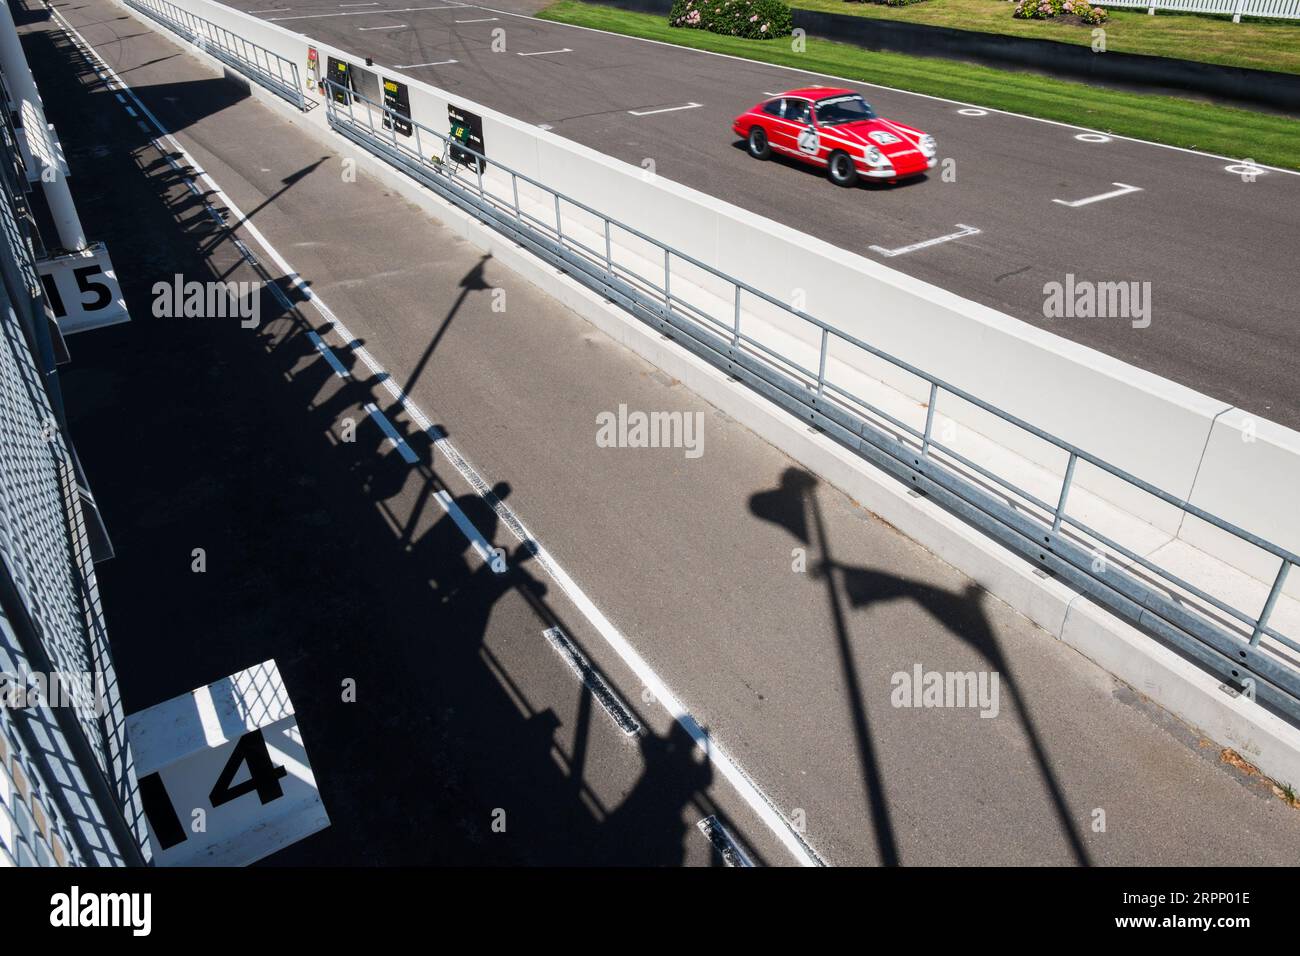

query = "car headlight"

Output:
[[920, 134, 937, 157], [866, 146, 882, 165]]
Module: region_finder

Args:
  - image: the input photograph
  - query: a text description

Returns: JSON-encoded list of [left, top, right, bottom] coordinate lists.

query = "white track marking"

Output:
[[358, 23, 405, 29], [433, 489, 502, 570], [1074, 133, 1112, 144], [394, 59, 457, 67], [516, 48, 572, 56], [307, 331, 351, 379], [957, 108, 987, 116], [339, 2, 380, 5], [266, 5, 463, 20], [64, 5, 822, 867], [364, 402, 420, 463], [470, 3, 1300, 177], [869, 224, 980, 257], [454, 16, 497, 21], [1052, 182, 1142, 207], [627, 102, 702, 117]]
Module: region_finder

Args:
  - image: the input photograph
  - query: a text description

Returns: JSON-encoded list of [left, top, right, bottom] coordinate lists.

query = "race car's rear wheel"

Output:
[[747, 127, 771, 160], [827, 150, 858, 187]]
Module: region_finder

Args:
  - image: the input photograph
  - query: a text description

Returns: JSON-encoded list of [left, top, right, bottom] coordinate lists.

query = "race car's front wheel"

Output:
[[747, 127, 771, 160], [827, 151, 858, 187]]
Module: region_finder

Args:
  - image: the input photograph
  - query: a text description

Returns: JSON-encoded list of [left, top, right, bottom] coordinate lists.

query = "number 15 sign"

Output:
[[126, 660, 330, 866]]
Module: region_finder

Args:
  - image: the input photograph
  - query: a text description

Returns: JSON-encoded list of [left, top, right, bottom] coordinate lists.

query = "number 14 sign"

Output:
[[126, 660, 330, 866]]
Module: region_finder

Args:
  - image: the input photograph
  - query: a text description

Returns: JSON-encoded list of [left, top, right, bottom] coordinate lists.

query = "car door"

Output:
[[783, 98, 821, 166]]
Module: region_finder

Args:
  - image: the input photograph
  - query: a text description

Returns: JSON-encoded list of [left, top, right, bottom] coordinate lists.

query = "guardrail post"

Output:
[[816, 328, 828, 397], [603, 218, 612, 271], [732, 286, 741, 347], [1251, 560, 1291, 646], [921, 382, 938, 455], [554, 193, 562, 241], [1052, 452, 1077, 532], [513, 176, 522, 222], [664, 249, 671, 309]]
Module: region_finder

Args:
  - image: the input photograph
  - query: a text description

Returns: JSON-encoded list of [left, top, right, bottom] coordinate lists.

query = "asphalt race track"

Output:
[[222, 0, 1300, 427]]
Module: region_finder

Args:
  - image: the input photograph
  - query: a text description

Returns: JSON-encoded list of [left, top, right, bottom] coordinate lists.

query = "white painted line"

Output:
[[1052, 182, 1142, 208], [537, 123, 553, 130], [697, 815, 754, 867], [433, 489, 501, 570], [364, 402, 420, 464], [267, 5, 463, 20], [516, 48, 572, 56], [627, 102, 702, 117], [114, 93, 125, 103], [1074, 133, 1112, 144], [469, 3, 1300, 178], [358, 23, 405, 29], [957, 108, 987, 116], [66, 8, 818, 867], [339, 2, 379, 5], [394, 59, 457, 67], [542, 627, 640, 736], [454, 16, 498, 21], [125, 106, 137, 117], [136, 120, 150, 132], [869, 224, 980, 258], [307, 331, 351, 379]]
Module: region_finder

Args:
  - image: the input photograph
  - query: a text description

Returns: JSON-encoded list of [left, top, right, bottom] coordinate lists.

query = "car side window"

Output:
[[762, 99, 784, 118], [786, 100, 811, 125]]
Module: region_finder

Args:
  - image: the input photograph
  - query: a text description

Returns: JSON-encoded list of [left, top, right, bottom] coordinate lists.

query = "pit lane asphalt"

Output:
[[32, 0, 1300, 864], [220, 0, 1300, 431]]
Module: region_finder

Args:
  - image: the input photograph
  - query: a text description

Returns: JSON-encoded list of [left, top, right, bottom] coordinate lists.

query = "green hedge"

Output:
[[668, 0, 793, 38]]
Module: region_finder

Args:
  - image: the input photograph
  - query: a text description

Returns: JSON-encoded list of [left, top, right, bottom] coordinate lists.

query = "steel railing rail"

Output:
[[322, 78, 1300, 720], [122, 0, 305, 110]]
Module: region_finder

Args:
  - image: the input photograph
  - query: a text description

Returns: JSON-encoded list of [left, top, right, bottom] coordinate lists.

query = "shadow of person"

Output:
[[599, 721, 713, 866]]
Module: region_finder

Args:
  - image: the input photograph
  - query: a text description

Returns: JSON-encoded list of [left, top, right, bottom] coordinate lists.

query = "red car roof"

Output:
[[772, 87, 855, 101]]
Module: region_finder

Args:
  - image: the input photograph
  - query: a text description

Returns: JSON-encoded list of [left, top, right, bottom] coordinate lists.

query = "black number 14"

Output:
[[140, 729, 289, 851]]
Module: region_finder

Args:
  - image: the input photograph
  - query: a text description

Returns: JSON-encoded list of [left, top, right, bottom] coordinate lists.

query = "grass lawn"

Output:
[[538, 0, 1300, 170], [796, 0, 1300, 75]]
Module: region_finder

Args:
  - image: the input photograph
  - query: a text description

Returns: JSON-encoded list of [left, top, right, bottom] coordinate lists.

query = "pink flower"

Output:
[[749, 12, 758, 19]]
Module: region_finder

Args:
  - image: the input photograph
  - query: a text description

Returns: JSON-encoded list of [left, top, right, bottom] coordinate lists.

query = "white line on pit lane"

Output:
[[339, 2, 379, 5], [434, 489, 503, 571], [364, 402, 420, 464], [542, 627, 640, 735], [267, 5, 463, 20], [516, 48, 572, 56], [307, 331, 351, 379], [455, 16, 498, 21], [63, 6, 820, 866], [628, 102, 702, 117], [358, 23, 405, 29], [869, 224, 980, 257], [1052, 182, 1142, 207], [394, 58, 457, 67]]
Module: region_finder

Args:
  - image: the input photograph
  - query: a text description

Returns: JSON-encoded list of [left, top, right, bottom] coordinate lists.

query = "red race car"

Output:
[[732, 88, 937, 187]]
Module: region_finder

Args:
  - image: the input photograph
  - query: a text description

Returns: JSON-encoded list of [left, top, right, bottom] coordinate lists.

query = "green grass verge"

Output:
[[795, 0, 1300, 75], [538, 0, 1300, 170]]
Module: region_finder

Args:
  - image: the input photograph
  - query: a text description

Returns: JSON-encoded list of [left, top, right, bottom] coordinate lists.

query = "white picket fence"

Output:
[[1101, 0, 1300, 21]]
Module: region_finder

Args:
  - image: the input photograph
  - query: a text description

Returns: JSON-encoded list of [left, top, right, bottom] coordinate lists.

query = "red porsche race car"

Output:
[[732, 88, 937, 186]]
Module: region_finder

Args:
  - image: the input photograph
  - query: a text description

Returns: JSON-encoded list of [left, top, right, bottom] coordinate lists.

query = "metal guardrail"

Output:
[[1103, 0, 1300, 20], [323, 80, 1300, 721], [123, 0, 305, 109]]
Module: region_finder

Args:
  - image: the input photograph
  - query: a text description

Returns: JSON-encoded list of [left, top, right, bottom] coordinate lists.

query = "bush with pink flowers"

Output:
[[1013, 0, 1108, 23], [668, 0, 793, 39]]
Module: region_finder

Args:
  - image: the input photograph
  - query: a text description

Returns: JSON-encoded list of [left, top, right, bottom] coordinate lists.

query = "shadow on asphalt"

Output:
[[750, 466, 1091, 866]]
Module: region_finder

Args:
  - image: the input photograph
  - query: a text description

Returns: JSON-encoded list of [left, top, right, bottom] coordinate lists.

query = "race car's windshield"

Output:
[[815, 94, 876, 126]]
